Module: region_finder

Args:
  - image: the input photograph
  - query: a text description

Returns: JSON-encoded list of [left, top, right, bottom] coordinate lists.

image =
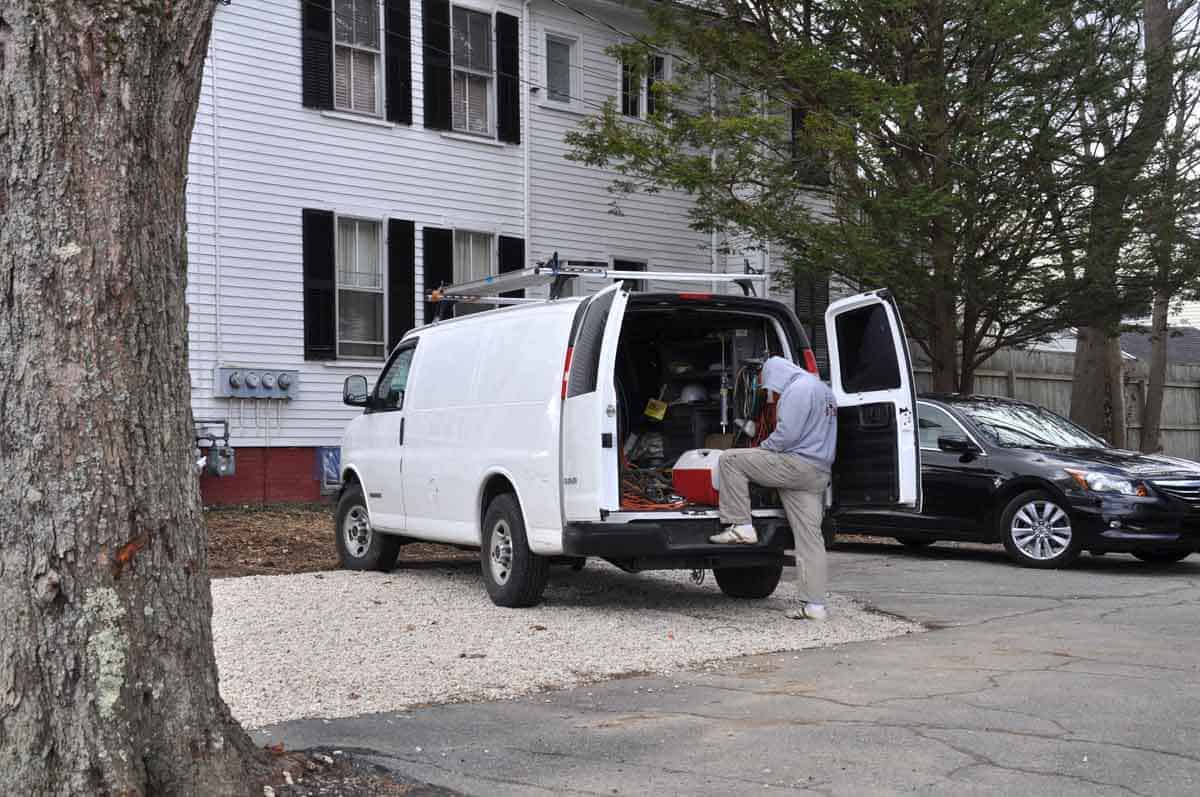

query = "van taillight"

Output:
[[802, 349, 818, 374], [678, 292, 713, 300], [561, 346, 574, 400]]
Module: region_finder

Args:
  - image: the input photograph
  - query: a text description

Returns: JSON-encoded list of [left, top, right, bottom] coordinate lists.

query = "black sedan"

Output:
[[832, 394, 1200, 568]]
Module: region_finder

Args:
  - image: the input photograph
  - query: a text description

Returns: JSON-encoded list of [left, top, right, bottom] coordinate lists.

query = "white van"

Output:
[[338, 277, 920, 607]]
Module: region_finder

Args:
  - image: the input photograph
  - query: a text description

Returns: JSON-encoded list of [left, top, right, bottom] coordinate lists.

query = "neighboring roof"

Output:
[[1025, 330, 1138, 360], [1119, 326, 1200, 365]]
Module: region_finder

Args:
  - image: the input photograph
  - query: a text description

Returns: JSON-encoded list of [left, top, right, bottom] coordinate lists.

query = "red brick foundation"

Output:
[[200, 446, 323, 506]]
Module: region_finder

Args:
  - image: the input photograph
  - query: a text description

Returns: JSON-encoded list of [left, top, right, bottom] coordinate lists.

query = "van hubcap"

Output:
[[1011, 500, 1072, 560], [490, 520, 514, 585], [343, 506, 373, 559]]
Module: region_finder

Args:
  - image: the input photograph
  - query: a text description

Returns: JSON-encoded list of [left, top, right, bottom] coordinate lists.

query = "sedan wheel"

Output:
[[1000, 489, 1082, 569]]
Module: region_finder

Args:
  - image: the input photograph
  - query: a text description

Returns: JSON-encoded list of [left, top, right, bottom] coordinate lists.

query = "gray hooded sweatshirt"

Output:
[[759, 356, 838, 471]]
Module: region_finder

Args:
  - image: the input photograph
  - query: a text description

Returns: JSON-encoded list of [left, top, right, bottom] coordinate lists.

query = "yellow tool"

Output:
[[644, 386, 668, 421]]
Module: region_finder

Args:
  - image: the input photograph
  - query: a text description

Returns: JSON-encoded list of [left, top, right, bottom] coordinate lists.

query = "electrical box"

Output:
[[213, 367, 299, 399], [205, 446, 236, 477]]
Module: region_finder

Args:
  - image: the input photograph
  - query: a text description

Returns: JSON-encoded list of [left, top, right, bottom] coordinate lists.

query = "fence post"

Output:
[[1006, 368, 1017, 398]]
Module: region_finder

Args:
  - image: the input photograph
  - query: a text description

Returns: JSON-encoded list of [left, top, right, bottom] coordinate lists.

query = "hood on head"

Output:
[[761, 356, 806, 394]]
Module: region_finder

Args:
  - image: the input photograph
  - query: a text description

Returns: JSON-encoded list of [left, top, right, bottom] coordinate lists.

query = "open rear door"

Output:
[[561, 284, 629, 520], [825, 290, 921, 511]]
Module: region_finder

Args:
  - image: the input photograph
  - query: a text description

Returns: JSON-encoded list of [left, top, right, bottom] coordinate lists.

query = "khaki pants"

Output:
[[718, 448, 830, 604]]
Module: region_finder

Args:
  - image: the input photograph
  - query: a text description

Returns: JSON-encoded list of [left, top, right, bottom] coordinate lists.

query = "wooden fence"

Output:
[[910, 347, 1200, 461]]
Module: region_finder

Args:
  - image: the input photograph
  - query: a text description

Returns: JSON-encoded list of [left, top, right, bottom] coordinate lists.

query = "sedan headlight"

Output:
[[1064, 468, 1148, 497]]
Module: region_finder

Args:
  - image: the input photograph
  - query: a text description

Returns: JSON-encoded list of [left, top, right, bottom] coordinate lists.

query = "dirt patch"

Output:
[[266, 746, 455, 796], [205, 504, 474, 579]]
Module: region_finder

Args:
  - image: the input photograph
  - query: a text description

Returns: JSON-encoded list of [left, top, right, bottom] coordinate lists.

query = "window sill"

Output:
[[440, 131, 508, 148], [321, 360, 385, 370], [537, 99, 588, 117], [321, 110, 395, 129]]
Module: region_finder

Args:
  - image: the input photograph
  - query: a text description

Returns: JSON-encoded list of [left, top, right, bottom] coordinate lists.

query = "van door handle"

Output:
[[399, 417, 405, 446]]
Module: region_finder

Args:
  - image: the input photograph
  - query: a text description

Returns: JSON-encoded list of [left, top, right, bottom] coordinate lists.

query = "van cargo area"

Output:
[[613, 296, 805, 513]]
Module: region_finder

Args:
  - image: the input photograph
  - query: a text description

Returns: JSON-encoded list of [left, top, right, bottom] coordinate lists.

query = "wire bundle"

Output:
[[621, 468, 689, 510]]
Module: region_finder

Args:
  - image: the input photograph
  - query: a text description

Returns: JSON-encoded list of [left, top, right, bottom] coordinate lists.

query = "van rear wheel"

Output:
[[713, 564, 783, 599], [481, 494, 549, 608]]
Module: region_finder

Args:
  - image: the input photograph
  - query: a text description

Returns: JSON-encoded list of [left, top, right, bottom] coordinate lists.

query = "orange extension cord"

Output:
[[619, 447, 690, 510]]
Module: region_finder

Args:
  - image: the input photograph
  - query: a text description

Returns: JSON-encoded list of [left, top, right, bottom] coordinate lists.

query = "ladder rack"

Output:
[[427, 255, 768, 320]]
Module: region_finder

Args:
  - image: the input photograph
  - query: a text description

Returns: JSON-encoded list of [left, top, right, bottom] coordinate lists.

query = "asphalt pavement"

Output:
[[263, 541, 1200, 795]]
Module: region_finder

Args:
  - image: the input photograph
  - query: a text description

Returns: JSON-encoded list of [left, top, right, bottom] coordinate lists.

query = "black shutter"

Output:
[[422, 0, 452, 130], [302, 209, 337, 360], [496, 13, 521, 144], [794, 275, 831, 375], [423, 226, 454, 322], [388, 220, 416, 349], [301, 0, 334, 109], [498, 235, 525, 298], [385, 0, 413, 124]]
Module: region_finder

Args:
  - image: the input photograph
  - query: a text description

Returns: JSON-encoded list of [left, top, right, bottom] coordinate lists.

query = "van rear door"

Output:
[[825, 290, 921, 511], [561, 284, 629, 520]]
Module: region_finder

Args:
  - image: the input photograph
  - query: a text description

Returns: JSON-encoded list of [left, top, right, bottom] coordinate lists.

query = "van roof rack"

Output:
[[427, 253, 768, 319]]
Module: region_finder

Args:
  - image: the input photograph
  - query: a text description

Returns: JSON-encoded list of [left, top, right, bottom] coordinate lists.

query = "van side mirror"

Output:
[[343, 375, 370, 407], [937, 434, 977, 453]]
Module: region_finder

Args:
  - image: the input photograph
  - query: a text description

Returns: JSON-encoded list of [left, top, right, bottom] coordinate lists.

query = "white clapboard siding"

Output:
[[186, 0, 526, 448], [527, 0, 715, 278], [185, 0, 820, 449]]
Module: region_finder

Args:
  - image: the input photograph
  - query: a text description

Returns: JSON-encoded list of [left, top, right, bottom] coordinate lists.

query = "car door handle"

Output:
[[399, 417, 405, 446]]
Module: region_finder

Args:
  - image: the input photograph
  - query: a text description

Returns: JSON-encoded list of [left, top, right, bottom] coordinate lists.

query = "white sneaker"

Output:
[[709, 523, 758, 544], [785, 602, 828, 621]]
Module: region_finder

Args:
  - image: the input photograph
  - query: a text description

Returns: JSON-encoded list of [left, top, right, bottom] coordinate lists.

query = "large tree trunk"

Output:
[[1070, 0, 1178, 441], [1073, 327, 1128, 447], [0, 3, 263, 794], [1141, 287, 1171, 452]]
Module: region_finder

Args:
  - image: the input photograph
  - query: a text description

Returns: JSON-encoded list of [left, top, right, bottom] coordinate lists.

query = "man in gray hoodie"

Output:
[[709, 356, 837, 620]]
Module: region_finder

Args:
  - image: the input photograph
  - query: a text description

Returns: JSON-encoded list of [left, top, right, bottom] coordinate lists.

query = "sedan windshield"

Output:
[[954, 402, 1105, 449]]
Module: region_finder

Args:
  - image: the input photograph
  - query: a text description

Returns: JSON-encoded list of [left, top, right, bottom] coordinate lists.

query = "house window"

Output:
[[333, 0, 381, 115], [621, 54, 667, 118], [453, 230, 495, 283], [336, 217, 385, 358], [451, 6, 493, 135], [545, 34, 577, 103], [646, 55, 665, 116]]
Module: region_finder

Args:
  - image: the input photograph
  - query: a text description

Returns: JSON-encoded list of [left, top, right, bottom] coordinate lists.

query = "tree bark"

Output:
[[0, 3, 263, 794], [1141, 288, 1171, 452], [1072, 327, 1128, 447], [1070, 0, 1179, 440]]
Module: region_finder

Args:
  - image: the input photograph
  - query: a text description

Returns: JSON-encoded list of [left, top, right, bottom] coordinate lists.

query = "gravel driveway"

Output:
[[212, 561, 920, 728]]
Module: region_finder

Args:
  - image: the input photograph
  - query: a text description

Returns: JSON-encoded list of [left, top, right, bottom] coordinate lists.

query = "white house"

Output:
[[186, 0, 829, 503]]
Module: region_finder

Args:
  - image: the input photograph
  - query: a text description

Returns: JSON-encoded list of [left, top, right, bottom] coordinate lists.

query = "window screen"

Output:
[[333, 0, 380, 115], [453, 230, 493, 283], [546, 36, 573, 102], [620, 60, 639, 117], [834, 303, 901, 394], [451, 6, 493, 134], [336, 217, 384, 358]]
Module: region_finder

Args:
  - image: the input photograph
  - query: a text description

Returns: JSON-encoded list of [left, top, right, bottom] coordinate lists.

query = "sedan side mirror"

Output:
[[343, 375, 370, 408], [937, 434, 977, 453]]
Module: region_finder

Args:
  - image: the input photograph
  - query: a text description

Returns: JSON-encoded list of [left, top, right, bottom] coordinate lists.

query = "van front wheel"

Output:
[[481, 494, 549, 608], [713, 564, 783, 599], [335, 483, 401, 571]]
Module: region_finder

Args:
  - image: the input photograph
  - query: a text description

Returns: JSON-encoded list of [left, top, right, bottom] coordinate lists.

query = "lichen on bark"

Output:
[[82, 587, 128, 720]]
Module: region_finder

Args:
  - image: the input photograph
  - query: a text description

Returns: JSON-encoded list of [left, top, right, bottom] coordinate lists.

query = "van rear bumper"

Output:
[[562, 517, 794, 570]]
